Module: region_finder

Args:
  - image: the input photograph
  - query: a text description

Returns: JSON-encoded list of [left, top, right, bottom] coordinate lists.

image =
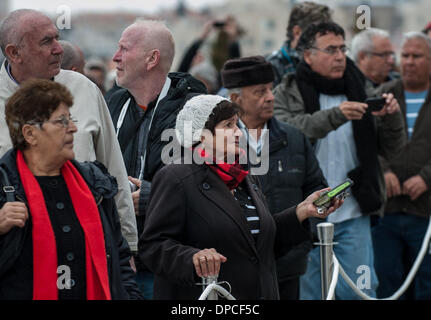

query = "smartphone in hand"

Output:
[[365, 97, 386, 113]]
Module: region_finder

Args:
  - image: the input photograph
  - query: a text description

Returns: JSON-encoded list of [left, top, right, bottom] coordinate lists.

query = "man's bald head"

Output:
[[0, 9, 51, 57], [59, 40, 85, 73], [0, 9, 63, 82], [124, 20, 175, 74]]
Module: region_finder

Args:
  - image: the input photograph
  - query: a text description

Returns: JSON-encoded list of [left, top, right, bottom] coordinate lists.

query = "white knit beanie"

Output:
[[175, 94, 228, 148]]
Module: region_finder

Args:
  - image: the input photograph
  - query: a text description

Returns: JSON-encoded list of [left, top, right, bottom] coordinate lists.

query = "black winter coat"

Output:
[[139, 163, 312, 300], [107, 72, 207, 182], [252, 118, 327, 281], [0, 149, 143, 300]]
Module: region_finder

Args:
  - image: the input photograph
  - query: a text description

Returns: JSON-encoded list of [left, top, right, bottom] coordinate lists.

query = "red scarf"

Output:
[[16, 150, 111, 300], [197, 147, 249, 190]]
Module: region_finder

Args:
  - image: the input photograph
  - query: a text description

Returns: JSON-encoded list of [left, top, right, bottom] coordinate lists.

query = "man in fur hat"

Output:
[[221, 55, 328, 299]]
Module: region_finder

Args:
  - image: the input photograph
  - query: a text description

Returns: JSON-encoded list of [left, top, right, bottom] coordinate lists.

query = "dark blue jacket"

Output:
[[0, 149, 143, 299], [253, 118, 327, 281]]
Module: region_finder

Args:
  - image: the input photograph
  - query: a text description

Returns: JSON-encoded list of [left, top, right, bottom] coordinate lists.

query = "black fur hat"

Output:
[[221, 56, 274, 89]]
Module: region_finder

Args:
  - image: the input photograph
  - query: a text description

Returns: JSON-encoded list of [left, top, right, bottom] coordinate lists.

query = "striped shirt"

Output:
[[405, 90, 427, 139], [233, 185, 260, 241]]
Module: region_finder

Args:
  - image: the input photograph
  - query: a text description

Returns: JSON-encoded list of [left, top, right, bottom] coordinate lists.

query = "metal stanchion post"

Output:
[[202, 275, 218, 300], [315, 222, 337, 300]]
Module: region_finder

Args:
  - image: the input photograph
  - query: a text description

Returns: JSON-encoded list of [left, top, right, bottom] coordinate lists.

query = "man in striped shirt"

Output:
[[373, 32, 431, 299]]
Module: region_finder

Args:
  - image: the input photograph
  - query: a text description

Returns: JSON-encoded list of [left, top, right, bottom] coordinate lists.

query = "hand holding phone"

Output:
[[213, 21, 226, 28], [365, 97, 386, 113], [313, 179, 354, 214]]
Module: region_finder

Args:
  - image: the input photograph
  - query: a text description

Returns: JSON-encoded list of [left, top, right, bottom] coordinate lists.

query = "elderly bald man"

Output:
[[0, 9, 138, 252], [107, 20, 206, 298], [59, 40, 85, 74]]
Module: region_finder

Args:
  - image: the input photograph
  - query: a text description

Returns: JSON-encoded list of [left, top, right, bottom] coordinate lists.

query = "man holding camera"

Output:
[[273, 22, 405, 299]]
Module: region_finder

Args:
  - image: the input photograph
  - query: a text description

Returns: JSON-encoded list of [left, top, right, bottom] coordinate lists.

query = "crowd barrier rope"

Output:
[[198, 276, 236, 300], [317, 218, 431, 300]]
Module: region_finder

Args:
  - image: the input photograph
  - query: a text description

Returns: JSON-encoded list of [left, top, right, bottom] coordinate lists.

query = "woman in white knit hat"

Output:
[[139, 94, 343, 300]]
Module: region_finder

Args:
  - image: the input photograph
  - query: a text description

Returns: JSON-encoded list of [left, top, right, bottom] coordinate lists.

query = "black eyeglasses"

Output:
[[365, 51, 396, 59], [28, 115, 78, 128], [311, 45, 348, 55]]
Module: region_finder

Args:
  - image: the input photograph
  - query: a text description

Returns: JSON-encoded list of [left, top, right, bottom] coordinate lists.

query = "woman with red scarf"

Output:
[[0, 79, 142, 300], [139, 94, 343, 300]]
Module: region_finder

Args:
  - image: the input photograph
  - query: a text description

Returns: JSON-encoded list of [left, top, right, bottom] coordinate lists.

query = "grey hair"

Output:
[[227, 88, 242, 98], [350, 28, 390, 62], [0, 9, 41, 57], [59, 40, 79, 70], [401, 31, 431, 54]]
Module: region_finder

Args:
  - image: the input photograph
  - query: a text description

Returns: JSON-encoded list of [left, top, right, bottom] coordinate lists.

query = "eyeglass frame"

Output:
[[364, 50, 396, 59], [27, 115, 78, 128], [309, 45, 349, 56]]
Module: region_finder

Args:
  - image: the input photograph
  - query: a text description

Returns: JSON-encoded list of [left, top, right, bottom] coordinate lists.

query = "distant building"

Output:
[[35, 0, 431, 73]]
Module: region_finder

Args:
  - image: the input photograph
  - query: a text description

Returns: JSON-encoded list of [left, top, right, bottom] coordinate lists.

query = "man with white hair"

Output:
[[351, 28, 397, 91], [372, 32, 431, 299], [108, 20, 206, 298], [0, 9, 138, 252]]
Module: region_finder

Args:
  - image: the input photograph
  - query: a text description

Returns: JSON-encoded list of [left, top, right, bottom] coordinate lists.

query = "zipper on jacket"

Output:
[[278, 160, 283, 172], [96, 195, 104, 206]]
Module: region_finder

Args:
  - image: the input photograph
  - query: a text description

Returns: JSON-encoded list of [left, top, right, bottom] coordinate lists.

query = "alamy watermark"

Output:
[[356, 264, 371, 290], [161, 127, 270, 175], [57, 265, 72, 290], [56, 5, 71, 30], [356, 5, 371, 30]]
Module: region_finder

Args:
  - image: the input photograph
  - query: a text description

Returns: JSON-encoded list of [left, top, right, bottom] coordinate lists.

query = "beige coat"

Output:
[[0, 62, 138, 250]]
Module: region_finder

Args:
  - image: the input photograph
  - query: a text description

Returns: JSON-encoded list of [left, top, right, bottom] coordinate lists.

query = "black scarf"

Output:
[[296, 57, 382, 213]]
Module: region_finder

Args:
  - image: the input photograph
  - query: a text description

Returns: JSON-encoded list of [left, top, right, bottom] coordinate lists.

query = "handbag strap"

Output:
[[0, 166, 15, 202]]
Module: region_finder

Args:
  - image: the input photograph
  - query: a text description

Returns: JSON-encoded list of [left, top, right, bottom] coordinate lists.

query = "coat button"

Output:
[[250, 256, 258, 264], [56, 202, 65, 210], [62, 225, 71, 233], [66, 252, 75, 261], [66, 279, 75, 288], [252, 184, 258, 191], [202, 182, 211, 190]]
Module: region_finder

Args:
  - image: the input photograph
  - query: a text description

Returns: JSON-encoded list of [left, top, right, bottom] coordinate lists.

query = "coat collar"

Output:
[[197, 164, 274, 255]]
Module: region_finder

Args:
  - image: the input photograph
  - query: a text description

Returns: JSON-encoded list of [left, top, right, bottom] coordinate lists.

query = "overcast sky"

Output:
[[11, 0, 226, 14]]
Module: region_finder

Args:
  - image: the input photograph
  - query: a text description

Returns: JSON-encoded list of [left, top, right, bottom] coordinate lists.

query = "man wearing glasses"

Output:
[[351, 28, 398, 92], [0, 9, 138, 255], [273, 22, 405, 299]]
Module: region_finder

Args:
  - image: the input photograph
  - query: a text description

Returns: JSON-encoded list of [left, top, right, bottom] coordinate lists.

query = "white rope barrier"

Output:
[[326, 255, 339, 300], [324, 216, 431, 300], [198, 282, 236, 300]]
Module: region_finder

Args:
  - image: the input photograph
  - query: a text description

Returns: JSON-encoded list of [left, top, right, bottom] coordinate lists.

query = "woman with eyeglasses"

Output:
[[0, 79, 142, 300]]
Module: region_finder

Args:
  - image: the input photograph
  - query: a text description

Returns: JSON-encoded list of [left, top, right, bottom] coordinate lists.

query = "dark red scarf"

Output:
[[197, 147, 249, 190], [16, 150, 111, 300]]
